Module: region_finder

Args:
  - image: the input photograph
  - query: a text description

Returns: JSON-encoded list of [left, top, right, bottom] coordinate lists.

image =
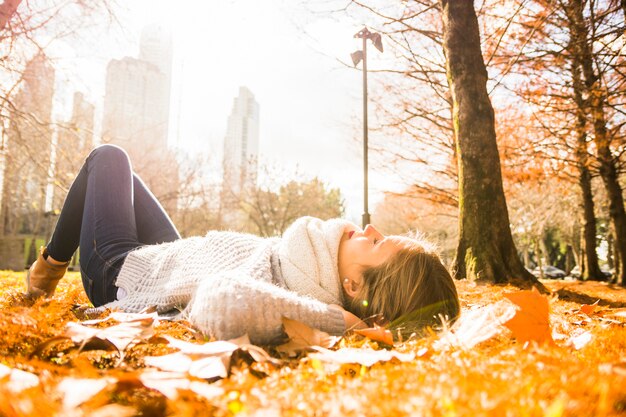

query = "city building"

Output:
[[221, 86, 260, 219], [0, 52, 55, 236], [101, 24, 178, 213], [101, 56, 169, 154], [53, 92, 95, 212]]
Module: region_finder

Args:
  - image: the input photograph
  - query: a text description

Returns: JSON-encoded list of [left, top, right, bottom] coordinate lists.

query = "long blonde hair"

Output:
[[347, 238, 460, 336]]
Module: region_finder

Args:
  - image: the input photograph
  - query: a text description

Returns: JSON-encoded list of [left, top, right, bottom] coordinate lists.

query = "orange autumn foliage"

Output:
[[354, 326, 394, 346], [1, 272, 626, 416], [503, 287, 554, 345]]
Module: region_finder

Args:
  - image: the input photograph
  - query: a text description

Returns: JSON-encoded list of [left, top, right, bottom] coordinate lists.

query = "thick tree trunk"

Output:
[[578, 168, 605, 280], [569, 38, 604, 281], [607, 229, 614, 270], [567, 0, 626, 286], [440, 0, 544, 290], [614, 229, 622, 281]]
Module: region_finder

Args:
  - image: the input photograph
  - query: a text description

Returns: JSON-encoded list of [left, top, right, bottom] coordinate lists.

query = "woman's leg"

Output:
[[46, 144, 178, 306], [132, 173, 180, 245], [47, 159, 180, 260]]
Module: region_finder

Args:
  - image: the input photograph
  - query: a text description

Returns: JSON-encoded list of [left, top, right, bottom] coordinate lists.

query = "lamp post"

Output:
[[351, 27, 383, 228]]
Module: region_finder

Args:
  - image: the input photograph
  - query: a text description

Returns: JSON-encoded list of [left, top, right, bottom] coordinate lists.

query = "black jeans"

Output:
[[46, 145, 180, 306]]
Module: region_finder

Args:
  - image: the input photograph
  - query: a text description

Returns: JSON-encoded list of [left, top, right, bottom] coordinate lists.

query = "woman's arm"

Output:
[[184, 273, 347, 345]]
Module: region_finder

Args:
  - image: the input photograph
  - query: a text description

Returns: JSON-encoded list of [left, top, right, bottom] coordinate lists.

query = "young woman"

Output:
[[27, 145, 459, 344]]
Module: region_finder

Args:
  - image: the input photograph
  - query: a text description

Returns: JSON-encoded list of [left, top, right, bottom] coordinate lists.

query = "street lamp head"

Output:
[[353, 27, 384, 53], [369, 32, 384, 53], [350, 50, 364, 67], [354, 27, 371, 39]]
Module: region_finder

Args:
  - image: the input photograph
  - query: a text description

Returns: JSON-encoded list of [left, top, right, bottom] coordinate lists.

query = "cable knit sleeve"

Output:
[[183, 273, 346, 345]]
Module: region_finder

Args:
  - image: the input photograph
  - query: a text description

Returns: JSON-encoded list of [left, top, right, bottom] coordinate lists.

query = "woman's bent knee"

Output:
[[88, 144, 131, 166]]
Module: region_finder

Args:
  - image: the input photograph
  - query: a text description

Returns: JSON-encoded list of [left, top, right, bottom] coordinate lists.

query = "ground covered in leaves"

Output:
[[0, 271, 625, 417]]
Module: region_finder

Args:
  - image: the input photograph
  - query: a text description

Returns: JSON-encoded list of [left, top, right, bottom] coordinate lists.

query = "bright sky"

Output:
[[53, 0, 402, 223]]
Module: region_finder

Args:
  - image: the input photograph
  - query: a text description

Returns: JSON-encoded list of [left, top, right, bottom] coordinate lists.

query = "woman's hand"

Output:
[[329, 304, 368, 330]]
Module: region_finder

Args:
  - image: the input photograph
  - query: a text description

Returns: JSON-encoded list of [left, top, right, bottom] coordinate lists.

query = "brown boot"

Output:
[[26, 247, 70, 298]]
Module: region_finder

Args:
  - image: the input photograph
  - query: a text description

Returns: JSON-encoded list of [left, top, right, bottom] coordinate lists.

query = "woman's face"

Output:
[[338, 224, 410, 298]]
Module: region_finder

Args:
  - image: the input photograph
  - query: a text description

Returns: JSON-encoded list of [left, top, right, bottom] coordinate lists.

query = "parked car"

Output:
[[568, 265, 612, 280], [531, 265, 567, 279]]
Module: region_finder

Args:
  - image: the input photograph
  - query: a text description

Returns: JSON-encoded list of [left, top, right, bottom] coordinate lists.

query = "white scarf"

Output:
[[278, 216, 358, 305]]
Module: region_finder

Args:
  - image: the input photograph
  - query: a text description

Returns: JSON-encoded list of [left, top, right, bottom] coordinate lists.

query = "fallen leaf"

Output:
[[0, 364, 39, 393], [86, 404, 136, 417], [354, 326, 394, 345], [580, 300, 599, 315], [144, 337, 249, 379], [163, 335, 239, 357], [144, 352, 193, 373], [604, 308, 626, 319], [56, 377, 116, 409], [188, 356, 229, 379], [81, 310, 160, 326], [276, 317, 339, 356], [503, 288, 553, 345], [145, 352, 229, 379], [139, 370, 224, 400], [309, 347, 415, 367], [66, 317, 155, 353], [567, 330, 592, 350], [229, 334, 280, 364], [435, 300, 517, 349]]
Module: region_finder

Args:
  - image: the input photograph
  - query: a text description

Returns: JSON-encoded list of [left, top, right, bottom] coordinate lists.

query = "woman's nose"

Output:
[[364, 225, 383, 239]]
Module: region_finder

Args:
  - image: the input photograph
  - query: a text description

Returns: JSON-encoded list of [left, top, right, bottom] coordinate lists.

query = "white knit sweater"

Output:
[[104, 217, 357, 344]]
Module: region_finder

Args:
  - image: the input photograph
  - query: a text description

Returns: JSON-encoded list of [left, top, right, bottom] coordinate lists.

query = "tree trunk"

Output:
[[567, 0, 626, 286], [565, 245, 575, 274], [535, 239, 545, 279], [440, 0, 544, 290], [523, 248, 531, 269], [569, 34, 604, 280], [607, 228, 614, 270], [614, 226, 622, 281]]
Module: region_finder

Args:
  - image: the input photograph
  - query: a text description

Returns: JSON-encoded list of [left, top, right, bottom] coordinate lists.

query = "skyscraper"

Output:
[[0, 52, 55, 236], [53, 92, 95, 211], [102, 57, 169, 153], [101, 24, 178, 213], [221, 86, 260, 214]]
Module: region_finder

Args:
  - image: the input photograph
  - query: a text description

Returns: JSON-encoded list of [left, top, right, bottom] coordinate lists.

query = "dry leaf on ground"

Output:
[[145, 334, 275, 379], [435, 300, 517, 349], [580, 300, 600, 315], [275, 317, 339, 356], [604, 308, 626, 319], [145, 352, 230, 379], [504, 287, 553, 345], [566, 329, 593, 350], [354, 326, 394, 345], [163, 335, 239, 356], [309, 347, 415, 367], [0, 364, 39, 393], [56, 377, 116, 409], [139, 370, 224, 400]]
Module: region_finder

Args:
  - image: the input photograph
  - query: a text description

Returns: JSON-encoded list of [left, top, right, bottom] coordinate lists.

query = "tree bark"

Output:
[[567, 0, 626, 286], [568, 28, 604, 281], [440, 0, 544, 290]]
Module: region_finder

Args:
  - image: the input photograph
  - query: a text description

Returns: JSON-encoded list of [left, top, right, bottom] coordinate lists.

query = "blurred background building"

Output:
[[220, 86, 259, 224], [101, 23, 179, 213], [0, 52, 55, 237]]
